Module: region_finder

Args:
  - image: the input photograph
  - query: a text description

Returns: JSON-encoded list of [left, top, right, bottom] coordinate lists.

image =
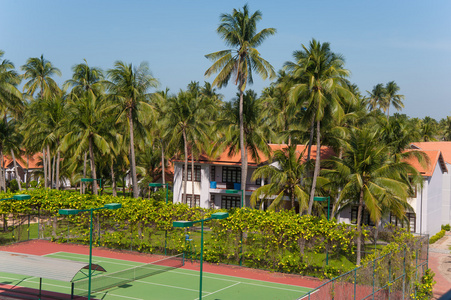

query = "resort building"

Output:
[[171, 144, 334, 209], [171, 142, 451, 236], [2, 153, 42, 184]]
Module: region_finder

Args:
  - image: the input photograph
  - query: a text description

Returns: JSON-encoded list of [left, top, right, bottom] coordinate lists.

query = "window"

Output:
[[390, 212, 416, 232], [210, 166, 216, 181], [256, 177, 262, 185], [182, 165, 201, 182], [221, 195, 241, 209], [351, 206, 375, 226], [222, 167, 241, 183], [185, 194, 200, 208]]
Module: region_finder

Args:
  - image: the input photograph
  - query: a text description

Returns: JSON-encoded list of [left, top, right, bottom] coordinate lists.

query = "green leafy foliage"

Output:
[[441, 224, 450, 231], [412, 269, 435, 300], [429, 229, 445, 244]]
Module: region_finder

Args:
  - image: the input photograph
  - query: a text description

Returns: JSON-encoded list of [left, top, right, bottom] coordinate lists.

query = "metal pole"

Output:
[[88, 209, 93, 300], [199, 220, 204, 300], [240, 231, 243, 266], [164, 230, 167, 256], [165, 183, 168, 204], [327, 196, 330, 220]]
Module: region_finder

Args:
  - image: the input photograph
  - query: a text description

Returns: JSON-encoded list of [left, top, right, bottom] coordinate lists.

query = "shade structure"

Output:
[[12, 194, 31, 200], [173, 220, 194, 227], [0, 251, 106, 282], [104, 203, 121, 210], [81, 178, 94, 182]]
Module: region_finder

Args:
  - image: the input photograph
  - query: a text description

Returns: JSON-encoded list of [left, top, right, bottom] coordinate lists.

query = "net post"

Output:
[[71, 282, 74, 300], [28, 214, 30, 240]]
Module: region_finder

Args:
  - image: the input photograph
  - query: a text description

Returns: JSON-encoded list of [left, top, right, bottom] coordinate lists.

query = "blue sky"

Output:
[[1, 0, 450, 120]]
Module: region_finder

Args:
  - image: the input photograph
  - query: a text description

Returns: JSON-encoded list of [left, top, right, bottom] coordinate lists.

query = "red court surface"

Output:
[[0, 240, 322, 290]]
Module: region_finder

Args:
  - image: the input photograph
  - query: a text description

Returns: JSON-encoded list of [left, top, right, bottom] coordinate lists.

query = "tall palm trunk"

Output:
[[307, 119, 321, 215], [239, 81, 247, 207], [47, 145, 51, 188], [11, 151, 22, 191], [191, 153, 195, 207], [82, 151, 87, 194], [43, 148, 48, 188], [56, 150, 60, 190], [356, 189, 364, 265], [111, 160, 117, 197], [88, 136, 98, 195], [0, 150, 4, 191], [161, 142, 165, 185], [128, 108, 139, 198], [52, 155, 55, 189], [183, 129, 188, 205], [26, 154, 29, 189]]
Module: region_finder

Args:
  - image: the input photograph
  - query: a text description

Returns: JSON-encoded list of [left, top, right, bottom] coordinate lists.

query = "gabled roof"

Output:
[[2, 153, 42, 169], [411, 142, 451, 164], [403, 149, 447, 176], [0, 251, 105, 282], [173, 144, 335, 167]]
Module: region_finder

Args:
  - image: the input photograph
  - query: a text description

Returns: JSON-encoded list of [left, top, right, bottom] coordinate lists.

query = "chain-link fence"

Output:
[[297, 234, 429, 300], [0, 211, 430, 300]]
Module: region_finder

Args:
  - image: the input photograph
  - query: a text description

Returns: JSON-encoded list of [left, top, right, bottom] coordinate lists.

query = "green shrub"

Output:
[[429, 229, 446, 244], [412, 269, 435, 299], [441, 224, 450, 231], [30, 180, 38, 188], [8, 180, 19, 192]]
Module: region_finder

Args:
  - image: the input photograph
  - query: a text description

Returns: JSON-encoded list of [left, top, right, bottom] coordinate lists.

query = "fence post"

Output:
[[354, 268, 357, 300], [388, 255, 392, 300], [402, 247, 406, 299], [372, 258, 375, 300]]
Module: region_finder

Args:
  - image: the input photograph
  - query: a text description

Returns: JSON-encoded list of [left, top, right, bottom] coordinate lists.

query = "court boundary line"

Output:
[[49, 252, 313, 292], [195, 282, 241, 300]]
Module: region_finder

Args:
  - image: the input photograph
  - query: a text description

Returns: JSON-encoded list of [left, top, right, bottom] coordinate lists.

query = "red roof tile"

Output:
[[411, 142, 451, 164]]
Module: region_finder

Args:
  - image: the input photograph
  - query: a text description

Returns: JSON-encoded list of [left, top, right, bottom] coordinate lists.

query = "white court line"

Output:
[[297, 289, 319, 299], [0, 275, 145, 300], [195, 282, 241, 300], [48, 253, 311, 294]]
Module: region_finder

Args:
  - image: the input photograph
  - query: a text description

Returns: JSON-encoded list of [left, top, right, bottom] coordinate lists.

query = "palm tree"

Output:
[[0, 50, 22, 117], [205, 4, 276, 199], [21, 54, 61, 98], [23, 94, 67, 189], [64, 59, 104, 96], [216, 90, 272, 206], [285, 39, 355, 215], [322, 127, 419, 265], [107, 61, 159, 198], [366, 83, 386, 113], [0, 119, 22, 191], [61, 93, 116, 195], [384, 81, 404, 119], [250, 145, 309, 211], [163, 89, 212, 205]]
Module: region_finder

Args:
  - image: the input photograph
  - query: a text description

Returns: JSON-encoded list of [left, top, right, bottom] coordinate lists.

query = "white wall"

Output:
[[425, 161, 444, 235], [441, 162, 451, 226]]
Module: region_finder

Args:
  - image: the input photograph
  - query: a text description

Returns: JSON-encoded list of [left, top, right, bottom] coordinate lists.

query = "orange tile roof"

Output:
[[2, 153, 42, 169], [403, 149, 447, 176], [411, 142, 451, 164], [174, 144, 335, 166]]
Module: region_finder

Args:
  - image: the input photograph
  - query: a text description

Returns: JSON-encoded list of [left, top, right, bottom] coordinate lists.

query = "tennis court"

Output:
[[0, 251, 312, 300]]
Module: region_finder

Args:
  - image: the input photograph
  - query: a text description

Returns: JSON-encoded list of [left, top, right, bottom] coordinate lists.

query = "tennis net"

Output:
[[73, 253, 184, 296]]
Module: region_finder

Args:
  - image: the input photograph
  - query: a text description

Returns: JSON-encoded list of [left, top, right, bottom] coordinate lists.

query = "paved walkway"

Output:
[[429, 231, 451, 299]]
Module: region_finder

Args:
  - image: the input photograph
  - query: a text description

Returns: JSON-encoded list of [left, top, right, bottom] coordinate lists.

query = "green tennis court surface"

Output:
[[0, 252, 312, 299]]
